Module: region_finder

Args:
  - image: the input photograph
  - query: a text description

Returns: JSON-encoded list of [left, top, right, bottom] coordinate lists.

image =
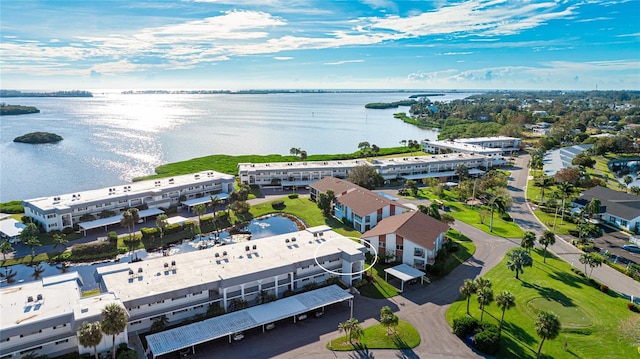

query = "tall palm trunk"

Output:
[[536, 337, 546, 359]]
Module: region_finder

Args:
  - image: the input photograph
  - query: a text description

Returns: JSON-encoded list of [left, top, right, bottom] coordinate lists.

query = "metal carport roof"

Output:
[[182, 194, 229, 208], [78, 208, 164, 234], [384, 264, 427, 292], [146, 284, 353, 358]]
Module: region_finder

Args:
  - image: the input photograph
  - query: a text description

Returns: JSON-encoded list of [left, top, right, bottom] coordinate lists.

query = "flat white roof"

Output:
[[374, 153, 490, 166], [384, 264, 425, 282], [99, 230, 365, 304], [454, 136, 519, 143], [78, 208, 164, 231], [423, 140, 505, 154], [24, 170, 234, 212], [0, 217, 26, 238], [146, 285, 352, 357], [238, 159, 371, 172]]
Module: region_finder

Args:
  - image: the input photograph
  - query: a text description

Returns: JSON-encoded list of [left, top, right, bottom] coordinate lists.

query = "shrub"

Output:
[[71, 241, 116, 256], [627, 302, 640, 312], [160, 205, 178, 215], [62, 227, 75, 235], [452, 316, 479, 338], [600, 285, 609, 293], [272, 200, 285, 209], [473, 324, 500, 355], [140, 227, 159, 240], [164, 223, 183, 235], [444, 241, 459, 252], [288, 193, 299, 199], [107, 231, 118, 242]]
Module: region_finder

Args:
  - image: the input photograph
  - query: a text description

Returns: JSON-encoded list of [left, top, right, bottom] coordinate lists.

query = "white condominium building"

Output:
[[22, 170, 235, 233], [239, 153, 505, 188], [422, 136, 521, 155], [1, 227, 365, 358]]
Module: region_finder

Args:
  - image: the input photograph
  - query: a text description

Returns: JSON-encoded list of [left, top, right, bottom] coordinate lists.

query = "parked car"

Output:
[[265, 322, 275, 330], [623, 244, 640, 253], [179, 349, 192, 358], [314, 310, 324, 318], [232, 332, 244, 341], [297, 314, 307, 321]]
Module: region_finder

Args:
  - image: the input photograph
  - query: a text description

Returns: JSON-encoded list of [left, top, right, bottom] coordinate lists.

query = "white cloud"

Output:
[[273, 56, 293, 60], [324, 59, 364, 65]]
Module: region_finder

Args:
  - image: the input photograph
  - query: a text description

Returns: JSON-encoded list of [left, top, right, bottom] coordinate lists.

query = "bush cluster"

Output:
[[473, 323, 500, 355], [627, 302, 640, 312], [272, 200, 285, 209], [141, 227, 159, 239], [452, 316, 479, 338], [288, 193, 299, 199], [71, 241, 116, 256]]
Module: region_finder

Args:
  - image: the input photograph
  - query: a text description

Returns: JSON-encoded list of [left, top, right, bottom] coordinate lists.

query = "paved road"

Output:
[[508, 154, 640, 300]]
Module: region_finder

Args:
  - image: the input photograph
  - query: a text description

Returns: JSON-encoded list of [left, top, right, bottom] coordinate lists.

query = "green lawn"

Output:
[[358, 263, 402, 299], [447, 202, 524, 238], [327, 320, 420, 351], [532, 209, 576, 235], [446, 248, 639, 359]]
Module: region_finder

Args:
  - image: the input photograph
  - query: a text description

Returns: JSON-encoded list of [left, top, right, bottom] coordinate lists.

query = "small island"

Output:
[[0, 104, 40, 116], [364, 99, 417, 109], [14, 132, 63, 144]]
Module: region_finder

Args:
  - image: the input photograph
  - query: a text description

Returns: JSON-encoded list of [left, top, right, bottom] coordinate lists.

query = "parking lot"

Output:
[[592, 226, 639, 265]]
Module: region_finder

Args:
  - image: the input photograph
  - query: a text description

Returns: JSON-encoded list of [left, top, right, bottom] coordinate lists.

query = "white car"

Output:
[[265, 323, 275, 330], [232, 332, 244, 341]]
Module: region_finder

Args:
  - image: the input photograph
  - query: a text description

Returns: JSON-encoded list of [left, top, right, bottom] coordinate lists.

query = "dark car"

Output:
[[622, 244, 640, 253]]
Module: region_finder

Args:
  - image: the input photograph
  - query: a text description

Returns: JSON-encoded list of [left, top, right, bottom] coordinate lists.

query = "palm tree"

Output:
[[584, 197, 602, 219], [1, 240, 14, 261], [20, 223, 41, 259], [520, 231, 536, 253], [538, 230, 556, 263], [155, 214, 168, 247], [379, 306, 399, 335], [193, 204, 206, 225], [459, 278, 477, 315], [535, 311, 561, 359], [289, 147, 300, 156], [506, 248, 533, 280], [476, 286, 494, 322], [534, 175, 554, 205], [495, 291, 516, 334], [488, 189, 512, 232], [630, 186, 640, 196], [78, 321, 103, 359], [338, 318, 363, 344], [101, 303, 128, 359], [474, 276, 492, 292], [150, 315, 169, 332], [579, 252, 604, 278], [120, 208, 140, 241], [555, 182, 574, 222], [52, 233, 68, 255]]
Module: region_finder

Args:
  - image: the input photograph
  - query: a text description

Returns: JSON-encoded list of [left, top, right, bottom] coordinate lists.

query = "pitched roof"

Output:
[[575, 186, 640, 220], [360, 211, 449, 250], [309, 177, 360, 196], [336, 188, 408, 216]]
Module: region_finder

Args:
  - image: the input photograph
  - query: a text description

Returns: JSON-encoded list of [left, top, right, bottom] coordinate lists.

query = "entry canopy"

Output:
[[384, 263, 427, 292], [78, 208, 164, 233], [146, 285, 353, 358], [182, 194, 229, 208]]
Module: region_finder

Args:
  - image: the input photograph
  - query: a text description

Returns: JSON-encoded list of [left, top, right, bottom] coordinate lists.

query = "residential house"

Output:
[[572, 186, 640, 233], [334, 188, 410, 233], [361, 211, 450, 270]]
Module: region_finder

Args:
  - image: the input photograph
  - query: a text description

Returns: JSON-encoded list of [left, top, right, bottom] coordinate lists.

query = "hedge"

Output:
[[72, 241, 116, 256]]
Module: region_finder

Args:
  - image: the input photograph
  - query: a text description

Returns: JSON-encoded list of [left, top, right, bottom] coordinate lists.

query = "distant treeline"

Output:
[[409, 93, 445, 98], [122, 89, 445, 95], [0, 104, 40, 116], [0, 90, 93, 98], [365, 100, 417, 109]]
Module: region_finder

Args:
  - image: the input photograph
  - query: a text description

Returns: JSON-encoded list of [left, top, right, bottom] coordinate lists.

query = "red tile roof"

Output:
[[309, 177, 359, 196], [361, 211, 449, 250]]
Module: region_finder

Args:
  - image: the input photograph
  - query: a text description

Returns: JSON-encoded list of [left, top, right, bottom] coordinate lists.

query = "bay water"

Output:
[[0, 91, 472, 202]]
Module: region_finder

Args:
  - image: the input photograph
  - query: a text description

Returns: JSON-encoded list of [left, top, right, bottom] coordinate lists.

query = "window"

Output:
[[55, 339, 69, 345], [621, 220, 628, 227], [379, 242, 385, 248], [396, 245, 403, 250]]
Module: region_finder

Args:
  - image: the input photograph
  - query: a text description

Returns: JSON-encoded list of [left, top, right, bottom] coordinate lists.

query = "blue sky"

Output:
[[1, 0, 638, 90]]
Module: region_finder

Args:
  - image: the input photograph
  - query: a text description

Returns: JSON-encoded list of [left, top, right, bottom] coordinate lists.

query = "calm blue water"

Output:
[[0, 215, 299, 289], [0, 92, 473, 201]]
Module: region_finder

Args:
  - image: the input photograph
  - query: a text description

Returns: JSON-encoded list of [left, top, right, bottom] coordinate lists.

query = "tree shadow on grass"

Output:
[[499, 331, 539, 359], [520, 281, 575, 307], [547, 270, 584, 289], [502, 321, 536, 345], [348, 342, 374, 359]]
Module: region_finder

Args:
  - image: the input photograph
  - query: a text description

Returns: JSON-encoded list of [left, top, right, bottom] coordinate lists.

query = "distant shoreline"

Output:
[[0, 90, 93, 98]]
